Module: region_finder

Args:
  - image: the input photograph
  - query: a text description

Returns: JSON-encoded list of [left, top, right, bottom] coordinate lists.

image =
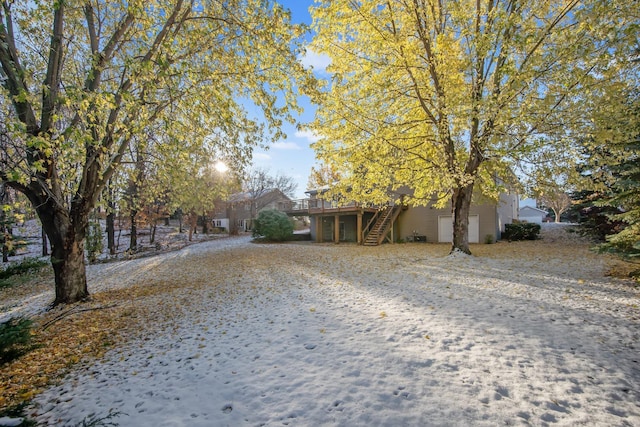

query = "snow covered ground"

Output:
[[6, 226, 640, 426]]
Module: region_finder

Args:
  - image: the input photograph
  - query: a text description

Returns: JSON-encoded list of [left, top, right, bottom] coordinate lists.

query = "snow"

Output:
[[0, 417, 22, 427], [4, 226, 640, 426]]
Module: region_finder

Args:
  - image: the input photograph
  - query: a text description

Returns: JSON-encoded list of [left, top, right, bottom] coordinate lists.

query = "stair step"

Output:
[[362, 205, 401, 246]]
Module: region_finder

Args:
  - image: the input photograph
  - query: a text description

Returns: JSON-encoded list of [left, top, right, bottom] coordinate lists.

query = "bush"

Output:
[[252, 209, 293, 242], [0, 257, 49, 289], [86, 220, 104, 263], [502, 223, 541, 241], [0, 257, 48, 280], [0, 317, 34, 365]]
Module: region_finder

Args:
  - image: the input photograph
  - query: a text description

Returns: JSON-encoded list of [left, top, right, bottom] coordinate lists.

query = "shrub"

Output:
[[502, 223, 541, 241], [252, 209, 293, 242], [0, 401, 37, 426], [0, 257, 48, 280], [0, 257, 48, 289], [0, 317, 34, 365], [86, 220, 104, 263]]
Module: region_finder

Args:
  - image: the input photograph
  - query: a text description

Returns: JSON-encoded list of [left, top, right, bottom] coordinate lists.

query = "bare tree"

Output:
[[243, 167, 297, 219]]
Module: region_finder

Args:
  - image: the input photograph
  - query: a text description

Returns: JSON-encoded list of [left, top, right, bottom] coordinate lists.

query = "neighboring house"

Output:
[[213, 189, 292, 232], [288, 187, 518, 245], [518, 206, 548, 224]]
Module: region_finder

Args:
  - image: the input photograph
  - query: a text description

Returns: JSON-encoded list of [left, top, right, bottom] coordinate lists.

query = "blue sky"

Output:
[[249, 0, 329, 199]]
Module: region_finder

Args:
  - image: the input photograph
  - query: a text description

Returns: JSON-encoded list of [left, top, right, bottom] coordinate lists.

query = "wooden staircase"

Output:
[[363, 204, 402, 246]]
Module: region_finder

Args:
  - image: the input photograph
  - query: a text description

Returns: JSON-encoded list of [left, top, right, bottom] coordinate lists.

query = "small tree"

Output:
[[539, 190, 572, 223], [597, 132, 640, 261], [252, 209, 293, 242], [579, 82, 639, 262], [0, 317, 34, 365]]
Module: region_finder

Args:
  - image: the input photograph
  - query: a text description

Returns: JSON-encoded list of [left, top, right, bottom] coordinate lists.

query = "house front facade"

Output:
[[213, 188, 292, 232]]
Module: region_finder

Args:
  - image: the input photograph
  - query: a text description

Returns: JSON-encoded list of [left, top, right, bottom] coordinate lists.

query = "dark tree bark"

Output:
[[1, 186, 10, 262], [1, 210, 7, 263], [150, 220, 157, 244], [50, 233, 88, 304], [187, 210, 197, 241], [106, 210, 116, 254], [129, 208, 138, 251], [106, 182, 116, 255], [228, 204, 238, 235], [34, 197, 90, 305], [41, 226, 48, 257], [201, 211, 208, 234], [2, 235, 7, 263], [451, 182, 474, 255]]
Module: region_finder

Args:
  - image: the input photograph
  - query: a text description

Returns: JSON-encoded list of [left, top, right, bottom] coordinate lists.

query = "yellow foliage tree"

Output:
[[309, 0, 636, 254], [0, 0, 312, 304]]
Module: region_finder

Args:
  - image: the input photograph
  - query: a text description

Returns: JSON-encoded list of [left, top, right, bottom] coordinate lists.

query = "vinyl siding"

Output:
[[397, 203, 498, 243]]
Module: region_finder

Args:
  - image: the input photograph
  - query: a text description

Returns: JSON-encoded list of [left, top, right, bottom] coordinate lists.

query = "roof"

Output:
[[518, 206, 548, 215], [228, 188, 291, 203], [304, 185, 331, 197]]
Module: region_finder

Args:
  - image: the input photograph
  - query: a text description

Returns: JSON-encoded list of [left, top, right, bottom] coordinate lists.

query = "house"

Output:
[[288, 187, 518, 245], [213, 188, 292, 232], [297, 187, 381, 244], [518, 206, 548, 224], [399, 193, 518, 244]]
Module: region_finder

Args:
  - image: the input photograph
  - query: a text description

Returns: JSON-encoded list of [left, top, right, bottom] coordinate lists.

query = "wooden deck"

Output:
[[283, 199, 379, 216]]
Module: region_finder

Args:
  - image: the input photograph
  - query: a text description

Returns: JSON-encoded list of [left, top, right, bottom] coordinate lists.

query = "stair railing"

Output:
[[362, 206, 386, 241], [376, 204, 403, 244]]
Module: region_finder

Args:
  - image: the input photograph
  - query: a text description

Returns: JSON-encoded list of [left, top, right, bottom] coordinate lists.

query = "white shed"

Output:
[[518, 206, 548, 224]]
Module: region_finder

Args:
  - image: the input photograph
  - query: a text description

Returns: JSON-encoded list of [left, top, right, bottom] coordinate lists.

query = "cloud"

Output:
[[299, 49, 331, 74], [253, 152, 271, 160], [272, 141, 301, 150], [295, 130, 321, 143]]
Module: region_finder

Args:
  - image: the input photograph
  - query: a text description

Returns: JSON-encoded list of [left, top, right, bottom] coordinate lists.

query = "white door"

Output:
[[438, 215, 479, 243]]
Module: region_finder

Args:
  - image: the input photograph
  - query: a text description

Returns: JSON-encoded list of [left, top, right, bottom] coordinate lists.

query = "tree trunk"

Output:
[[451, 182, 475, 255], [129, 208, 138, 251], [106, 182, 116, 255], [41, 226, 49, 257], [0, 208, 7, 262], [106, 210, 116, 254], [2, 236, 7, 263], [229, 204, 238, 236], [188, 211, 197, 241], [553, 209, 561, 223], [150, 220, 157, 244], [50, 236, 88, 305], [201, 211, 208, 234], [36, 205, 89, 305]]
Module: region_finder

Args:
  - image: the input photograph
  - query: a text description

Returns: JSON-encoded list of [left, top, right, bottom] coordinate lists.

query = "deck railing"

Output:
[[283, 198, 376, 214]]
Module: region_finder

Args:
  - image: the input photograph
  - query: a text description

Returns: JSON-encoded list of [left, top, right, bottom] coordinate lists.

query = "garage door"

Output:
[[438, 215, 479, 243]]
